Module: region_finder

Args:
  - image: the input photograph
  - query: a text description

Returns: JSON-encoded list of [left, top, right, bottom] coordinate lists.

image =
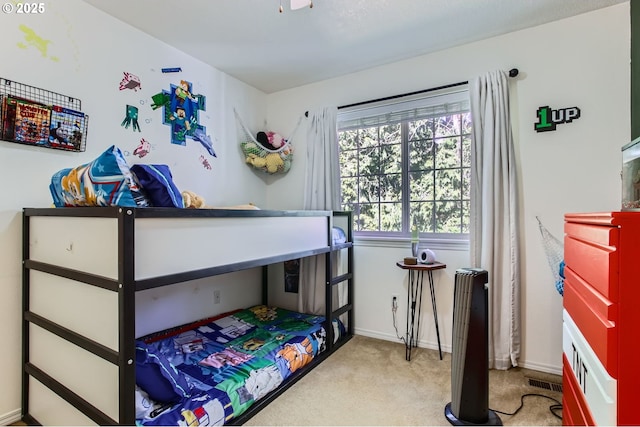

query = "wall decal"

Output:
[[119, 72, 141, 92], [121, 105, 141, 132], [535, 105, 581, 132], [193, 128, 216, 157], [151, 79, 207, 148], [161, 67, 182, 73], [133, 138, 151, 158], [150, 92, 169, 110], [200, 155, 212, 170]]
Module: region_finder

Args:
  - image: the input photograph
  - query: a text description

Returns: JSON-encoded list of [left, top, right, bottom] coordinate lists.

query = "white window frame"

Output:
[[337, 86, 471, 251]]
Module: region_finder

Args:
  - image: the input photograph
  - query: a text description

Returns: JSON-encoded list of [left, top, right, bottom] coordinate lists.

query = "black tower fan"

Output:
[[444, 268, 502, 426]]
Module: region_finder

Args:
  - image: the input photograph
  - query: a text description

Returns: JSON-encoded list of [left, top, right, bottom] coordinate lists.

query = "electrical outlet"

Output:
[[214, 289, 221, 304], [391, 295, 398, 311]]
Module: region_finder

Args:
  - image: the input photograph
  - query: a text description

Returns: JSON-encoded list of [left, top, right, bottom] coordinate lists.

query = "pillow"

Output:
[[131, 164, 184, 208], [332, 227, 347, 244], [135, 341, 190, 403], [49, 145, 149, 207]]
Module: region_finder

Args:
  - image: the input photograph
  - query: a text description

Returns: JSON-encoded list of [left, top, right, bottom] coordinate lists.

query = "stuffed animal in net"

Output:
[[256, 131, 287, 150], [235, 110, 295, 175], [242, 142, 291, 174]]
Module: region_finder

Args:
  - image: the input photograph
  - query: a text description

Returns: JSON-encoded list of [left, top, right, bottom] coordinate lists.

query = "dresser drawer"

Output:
[[564, 222, 618, 246], [563, 269, 617, 376], [563, 235, 618, 302], [563, 310, 618, 426], [563, 354, 595, 426]]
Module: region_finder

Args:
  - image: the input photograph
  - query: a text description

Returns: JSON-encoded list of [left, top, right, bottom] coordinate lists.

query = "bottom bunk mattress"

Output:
[[135, 305, 343, 426]]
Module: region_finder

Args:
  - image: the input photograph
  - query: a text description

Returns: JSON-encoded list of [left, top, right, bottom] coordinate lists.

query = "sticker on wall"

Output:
[[133, 138, 151, 158], [151, 79, 206, 147], [150, 93, 170, 110], [535, 105, 581, 132], [193, 128, 216, 157], [119, 72, 141, 92], [121, 105, 141, 132], [199, 155, 212, 170]]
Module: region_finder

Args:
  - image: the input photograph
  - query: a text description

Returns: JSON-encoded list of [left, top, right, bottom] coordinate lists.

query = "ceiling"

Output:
[[83, 0, 626, 94]]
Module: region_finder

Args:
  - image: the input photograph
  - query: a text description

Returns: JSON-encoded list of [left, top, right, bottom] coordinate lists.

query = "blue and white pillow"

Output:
[[49, 145, 149, 207]]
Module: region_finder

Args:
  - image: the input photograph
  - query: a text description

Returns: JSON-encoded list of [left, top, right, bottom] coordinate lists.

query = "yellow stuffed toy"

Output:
[[246, 153, 267, 170], [264, 153, 284, 173], [181, 190, 206, 209], [245, 151, 285, 173], [182, 190, 261, 210]]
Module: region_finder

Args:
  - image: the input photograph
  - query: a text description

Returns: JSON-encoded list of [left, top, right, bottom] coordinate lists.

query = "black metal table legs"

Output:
[[405, 269, 442, 361]]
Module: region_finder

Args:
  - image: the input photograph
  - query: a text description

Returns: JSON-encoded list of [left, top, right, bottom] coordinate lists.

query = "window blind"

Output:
[[337, 86, 469, 131]]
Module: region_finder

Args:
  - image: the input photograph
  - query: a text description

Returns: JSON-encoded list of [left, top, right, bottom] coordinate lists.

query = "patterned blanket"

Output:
[[135, 305, 328, 426]]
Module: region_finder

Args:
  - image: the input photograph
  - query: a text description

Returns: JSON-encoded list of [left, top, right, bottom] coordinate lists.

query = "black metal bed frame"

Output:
[[22, 207, 353, 425]]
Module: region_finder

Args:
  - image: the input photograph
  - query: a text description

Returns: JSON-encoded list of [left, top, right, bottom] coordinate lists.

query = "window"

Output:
[[337, 87, 471, 243]]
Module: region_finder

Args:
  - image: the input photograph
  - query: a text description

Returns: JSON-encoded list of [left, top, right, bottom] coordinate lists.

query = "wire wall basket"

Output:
[[0, 77, 89, 152]]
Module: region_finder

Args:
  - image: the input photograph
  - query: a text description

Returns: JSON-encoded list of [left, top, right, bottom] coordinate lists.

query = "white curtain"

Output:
[[469, 70, 521, 370], [298, 107, 341, 315]]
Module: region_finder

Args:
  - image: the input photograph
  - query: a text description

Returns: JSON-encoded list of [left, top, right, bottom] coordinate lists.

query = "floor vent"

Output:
[[526, 377, 563, 393]]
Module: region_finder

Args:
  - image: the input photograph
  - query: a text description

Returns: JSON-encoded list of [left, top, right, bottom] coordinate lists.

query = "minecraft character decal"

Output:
[[200, 155, 212, 170], [133, 138, 151, 158], [121, 105, 141, 132], [151, 79, 208, 148], [119, 72, 141, 92], [193, 128, 216, 157]]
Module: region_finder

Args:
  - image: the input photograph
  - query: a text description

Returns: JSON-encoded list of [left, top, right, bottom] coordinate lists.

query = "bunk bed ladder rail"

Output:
[[325, 211, 354, 351]]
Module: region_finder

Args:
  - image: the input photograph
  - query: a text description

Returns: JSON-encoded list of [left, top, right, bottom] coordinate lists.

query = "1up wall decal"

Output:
[[535, 105, 581, 132]]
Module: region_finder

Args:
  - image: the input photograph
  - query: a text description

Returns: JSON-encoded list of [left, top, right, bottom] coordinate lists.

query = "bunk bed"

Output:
[[21, 207, 354, 426]]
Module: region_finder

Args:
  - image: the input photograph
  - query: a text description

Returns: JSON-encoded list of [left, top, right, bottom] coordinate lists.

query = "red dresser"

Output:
[[563, 212, 640, 426]]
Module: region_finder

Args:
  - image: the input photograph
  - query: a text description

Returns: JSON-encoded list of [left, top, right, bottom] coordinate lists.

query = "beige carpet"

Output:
[[245, 335, 563, 426], [11, 335, 562, 426]]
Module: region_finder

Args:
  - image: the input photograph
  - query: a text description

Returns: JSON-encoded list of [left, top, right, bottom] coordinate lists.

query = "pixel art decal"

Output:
[[534, 105, 581, 133], [121, 105, 141, 132], [151, 80, 210, 150], [133, 138, 151, 158], [200, 155, 212, 170], [193, 128, 216, 157], [119, 72, 141, 92]]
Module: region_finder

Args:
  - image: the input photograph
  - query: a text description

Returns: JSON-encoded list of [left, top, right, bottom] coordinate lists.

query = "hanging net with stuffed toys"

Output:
[[234, 109, 300, 175]]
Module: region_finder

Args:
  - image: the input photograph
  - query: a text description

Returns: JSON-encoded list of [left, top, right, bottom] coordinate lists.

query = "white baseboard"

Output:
[[354, 327, 452, 354], [354, 328, 562, 376], [519, 360, 562, 376], [0, 408, 22, 425]]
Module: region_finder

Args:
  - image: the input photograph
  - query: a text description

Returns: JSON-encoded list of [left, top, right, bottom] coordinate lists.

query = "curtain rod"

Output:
[[304, 68, 519, 116]]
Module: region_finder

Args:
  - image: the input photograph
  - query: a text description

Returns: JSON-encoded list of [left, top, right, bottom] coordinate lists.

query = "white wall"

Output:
[[265, 3, 630, 375], [0, 0, 268, 422]]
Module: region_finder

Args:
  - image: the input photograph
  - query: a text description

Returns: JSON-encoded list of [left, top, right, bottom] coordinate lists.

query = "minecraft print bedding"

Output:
[[135, 305, 341, 426]]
